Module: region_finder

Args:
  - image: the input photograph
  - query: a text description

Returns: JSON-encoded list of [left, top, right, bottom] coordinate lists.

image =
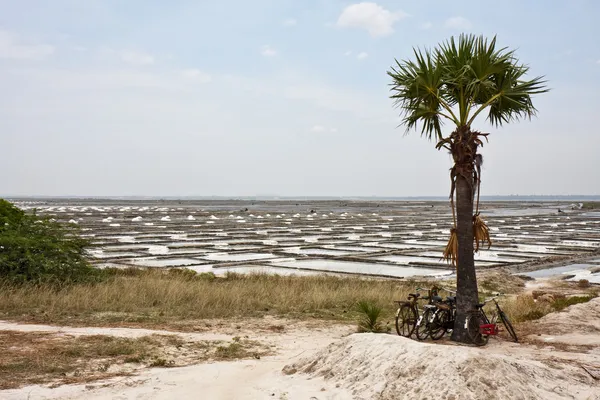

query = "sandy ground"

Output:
[[0, 319, 355, 400], [2, 301, 600, 399]]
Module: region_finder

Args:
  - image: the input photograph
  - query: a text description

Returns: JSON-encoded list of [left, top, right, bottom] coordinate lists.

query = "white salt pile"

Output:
[[132, 216, 143, 222]]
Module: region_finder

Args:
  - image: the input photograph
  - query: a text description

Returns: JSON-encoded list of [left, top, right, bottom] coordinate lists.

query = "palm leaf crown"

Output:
[[388, 34, 548, 141]]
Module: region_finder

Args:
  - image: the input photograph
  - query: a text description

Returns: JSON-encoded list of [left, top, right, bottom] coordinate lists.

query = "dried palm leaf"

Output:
[[473, 213, 492, 252], [442, 228, 458, 268]]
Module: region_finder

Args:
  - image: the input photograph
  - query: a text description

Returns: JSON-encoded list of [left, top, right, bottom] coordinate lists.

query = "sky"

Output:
[[1, 0, 599, 197]]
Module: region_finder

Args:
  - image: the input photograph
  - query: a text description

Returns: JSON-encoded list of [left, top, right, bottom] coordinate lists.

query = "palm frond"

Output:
[[388, 33, 548, 136], [388, 48, 456, 141]]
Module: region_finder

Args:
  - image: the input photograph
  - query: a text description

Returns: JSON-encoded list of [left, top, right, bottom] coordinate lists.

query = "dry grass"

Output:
[[0, 330, 267, 389], [0, 269, 421, 329], [0, 268, 592, 334], [493, 293, 597, 324]]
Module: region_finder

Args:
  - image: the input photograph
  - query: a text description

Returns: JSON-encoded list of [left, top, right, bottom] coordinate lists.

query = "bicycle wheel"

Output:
[[466, 311, 489, 346], [429, 310, 448, 340], [499, 311, 518, 342], [395, 304, 416, 337], [414, 308, 432, 341]]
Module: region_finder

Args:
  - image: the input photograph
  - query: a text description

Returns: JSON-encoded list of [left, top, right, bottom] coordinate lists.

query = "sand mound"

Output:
[[536, 297, 600, 333], [285, 334, 598, 400], [527, 297, 600, 347]]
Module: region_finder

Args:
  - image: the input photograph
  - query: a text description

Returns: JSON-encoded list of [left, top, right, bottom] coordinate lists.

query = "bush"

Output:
[[356, 300, 388, 333], [551, 295, 594, 311], [0, 199, 100, 284]]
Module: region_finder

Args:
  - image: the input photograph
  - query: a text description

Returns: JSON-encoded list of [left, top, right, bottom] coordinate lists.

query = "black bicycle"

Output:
[[395, 286, 439, 338], [415, 294, 456, 341], [466, 295, 518, 346]]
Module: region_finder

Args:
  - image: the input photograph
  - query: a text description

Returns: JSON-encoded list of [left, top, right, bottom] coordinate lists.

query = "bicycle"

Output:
[[466, 294, 518, 346], [415, 294, 456, 341], [395, 286, 439, 338]]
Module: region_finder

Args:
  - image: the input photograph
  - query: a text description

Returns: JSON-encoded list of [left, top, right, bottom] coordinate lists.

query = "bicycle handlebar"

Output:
[[482, 294, 504, 304], [439, 286, 457, 294]]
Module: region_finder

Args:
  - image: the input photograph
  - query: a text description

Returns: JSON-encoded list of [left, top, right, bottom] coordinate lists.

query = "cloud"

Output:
[[421, 22, 433, 30], [261, 45, 276, 57], [336, 2, 408, 37], [344, 50, 353, 56], [444, 16, 472, 30], [121, 50, 154, 65], [0, 30, 54, 60], [179, 69, 212, 83], [283, 18, 297, 27], [356, 52, 368, 60], [310, 125, 338, 133]]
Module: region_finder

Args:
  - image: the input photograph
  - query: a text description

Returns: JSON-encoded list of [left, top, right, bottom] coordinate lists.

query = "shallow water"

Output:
[[519, 264, 596, 278], [270, 259, 452, 278], [281, 247, 352, 256], [128, 258, 206, 267], [200, 252, 276, 262]]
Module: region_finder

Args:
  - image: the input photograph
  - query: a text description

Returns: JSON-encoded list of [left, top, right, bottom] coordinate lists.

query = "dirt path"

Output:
[[0, 319, 355, 400]]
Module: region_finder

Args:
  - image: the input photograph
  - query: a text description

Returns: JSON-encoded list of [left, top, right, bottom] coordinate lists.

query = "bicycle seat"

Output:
[[432, 295, 443, 302], [446, 296, 456, 303], [408, 293, 421, 299], [475, 303, 485, 309]]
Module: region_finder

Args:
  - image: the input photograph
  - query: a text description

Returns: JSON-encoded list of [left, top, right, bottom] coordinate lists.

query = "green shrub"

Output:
[[552, 295, 595, 311], [0, 199, 101, 284], [356, 300, 387, 333]]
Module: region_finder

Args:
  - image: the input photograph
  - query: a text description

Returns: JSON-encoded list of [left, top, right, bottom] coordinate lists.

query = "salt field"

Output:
[[13, 199, 600, 279]]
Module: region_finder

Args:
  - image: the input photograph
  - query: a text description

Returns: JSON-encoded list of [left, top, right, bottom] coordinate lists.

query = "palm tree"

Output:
[[387, 34, 548, 343]]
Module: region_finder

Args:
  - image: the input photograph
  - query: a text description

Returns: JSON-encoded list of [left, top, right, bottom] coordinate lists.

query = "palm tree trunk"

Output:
[[450, 172, 479, 343]]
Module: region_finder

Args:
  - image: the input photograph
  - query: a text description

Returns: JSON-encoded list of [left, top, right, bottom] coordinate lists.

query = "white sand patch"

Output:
[[287, 333, 599, 400], [1, 321, 353, 400]]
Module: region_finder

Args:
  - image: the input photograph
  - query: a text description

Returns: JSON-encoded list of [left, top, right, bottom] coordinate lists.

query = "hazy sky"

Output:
[[1, 0, 599, 197]]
